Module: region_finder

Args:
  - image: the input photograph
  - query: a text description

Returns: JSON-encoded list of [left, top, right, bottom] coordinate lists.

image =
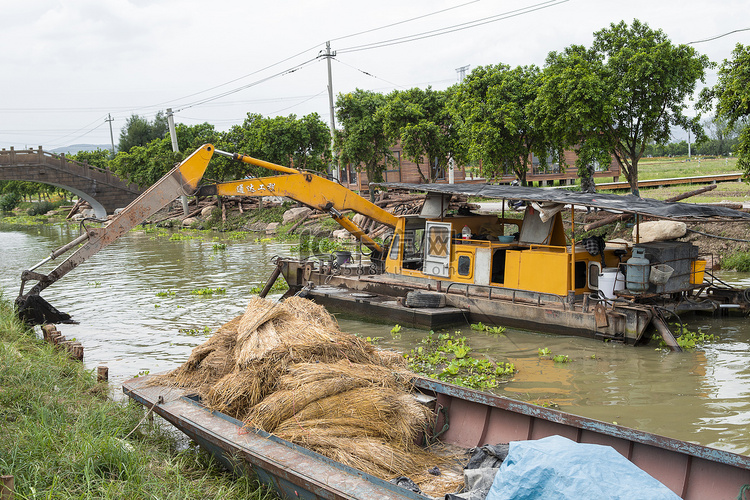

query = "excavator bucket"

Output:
[[16, 294, 73, 326]]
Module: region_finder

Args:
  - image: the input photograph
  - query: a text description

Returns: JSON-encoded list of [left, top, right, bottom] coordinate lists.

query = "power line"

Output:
[[688, 27, 750, 45], [141, 1, 484, 111], [171, 57, 320, 113], [329, 0, 482, 43], [332, 58, 406, 89], [338, 0, 569, 53]]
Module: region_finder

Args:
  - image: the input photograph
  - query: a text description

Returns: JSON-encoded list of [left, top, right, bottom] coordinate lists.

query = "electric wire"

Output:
[[332, 58, 406, 89], [688, 27, 750, 45], [130, 1, 486, 112], [338, 0, 569, 53]]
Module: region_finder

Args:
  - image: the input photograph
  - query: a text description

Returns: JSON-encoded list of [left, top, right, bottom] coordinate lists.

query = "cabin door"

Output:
[[423, 221, 452, 278]]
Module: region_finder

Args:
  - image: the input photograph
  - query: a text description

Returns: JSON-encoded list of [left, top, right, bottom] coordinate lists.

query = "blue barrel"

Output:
[[626, 247, 650, 292]]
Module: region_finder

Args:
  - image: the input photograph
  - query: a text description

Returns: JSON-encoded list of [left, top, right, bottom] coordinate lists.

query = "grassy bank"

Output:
[[0, 294, 277, 500]]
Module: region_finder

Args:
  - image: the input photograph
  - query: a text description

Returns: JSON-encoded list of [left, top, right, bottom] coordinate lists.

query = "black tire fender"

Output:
[[404, 290, 446, 308]]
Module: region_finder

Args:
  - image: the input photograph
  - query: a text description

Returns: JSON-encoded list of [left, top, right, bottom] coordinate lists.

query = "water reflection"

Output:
[[2, 222, 750, 455]]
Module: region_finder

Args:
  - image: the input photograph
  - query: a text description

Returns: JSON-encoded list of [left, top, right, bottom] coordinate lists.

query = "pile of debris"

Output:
[[157, 296, 461, 494]]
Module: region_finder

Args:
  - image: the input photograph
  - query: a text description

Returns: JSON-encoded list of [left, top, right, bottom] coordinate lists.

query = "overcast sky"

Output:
[[1, 0, 747, 151]]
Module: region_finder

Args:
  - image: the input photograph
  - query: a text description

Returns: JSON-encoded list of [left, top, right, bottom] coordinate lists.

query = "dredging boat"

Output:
[[269, 181, 750, 351], [16, 144, 750, 352]]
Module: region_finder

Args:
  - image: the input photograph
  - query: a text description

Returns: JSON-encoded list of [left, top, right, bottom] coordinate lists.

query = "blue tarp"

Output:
[[486, 435, 681, 500]]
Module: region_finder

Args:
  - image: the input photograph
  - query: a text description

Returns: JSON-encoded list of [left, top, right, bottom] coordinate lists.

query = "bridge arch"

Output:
[[0, 147, 142, 218]]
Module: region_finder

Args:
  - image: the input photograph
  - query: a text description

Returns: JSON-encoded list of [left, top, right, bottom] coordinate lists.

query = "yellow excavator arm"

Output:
[[199, 148, 398, 255], [17, 145, 215, 324], [16, 144, 397, 324]]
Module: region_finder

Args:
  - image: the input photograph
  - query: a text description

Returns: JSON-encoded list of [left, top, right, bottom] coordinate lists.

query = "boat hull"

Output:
[[124, 375, 750, 500], [281, 259, 654, 344]]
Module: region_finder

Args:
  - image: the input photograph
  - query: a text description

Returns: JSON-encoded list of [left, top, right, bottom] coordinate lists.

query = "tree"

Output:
[[111, 123, 223, 187], [216, 113, 330, 180], [532, 44, 611, 193], [700, 43, 750, 176], [71, 149, 112, 170], [378, 87, 461, 183], [535, 20, 711, 196], [110, 138, 179, 188], [118, 112, 169, 153], [449, 64, 546, 185], [335, 89, 393, 197]]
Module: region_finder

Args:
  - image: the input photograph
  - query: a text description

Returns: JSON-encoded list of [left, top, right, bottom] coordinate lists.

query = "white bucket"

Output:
[[598, 268, 625, 300]]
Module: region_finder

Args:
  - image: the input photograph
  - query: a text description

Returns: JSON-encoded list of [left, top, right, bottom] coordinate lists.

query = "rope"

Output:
[[737, 484, 750, 500], [688, 228, 750, 243], [124, 395, 162, 440]]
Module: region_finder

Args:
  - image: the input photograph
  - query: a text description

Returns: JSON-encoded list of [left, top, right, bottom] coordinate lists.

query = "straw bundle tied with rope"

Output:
[[156, 295, 460, 493]]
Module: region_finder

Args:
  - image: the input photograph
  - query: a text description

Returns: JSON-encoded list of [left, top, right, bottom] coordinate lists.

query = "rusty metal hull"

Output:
[[124, 374, 750, 500], [416, 378, 750, 500], [282, 261, 653, 344]]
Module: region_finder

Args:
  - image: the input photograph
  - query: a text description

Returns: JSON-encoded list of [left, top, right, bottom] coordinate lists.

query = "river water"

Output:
[[2, 221, 750, 456]]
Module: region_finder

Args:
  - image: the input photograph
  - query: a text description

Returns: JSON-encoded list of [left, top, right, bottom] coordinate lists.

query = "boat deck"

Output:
[[304, 285, 467, 328]]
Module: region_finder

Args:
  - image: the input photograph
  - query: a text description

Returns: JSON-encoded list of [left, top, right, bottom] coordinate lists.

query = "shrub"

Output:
[[26, 200, 57, 216], [722, 251, 750, 272], [0, 192, 21, 212]]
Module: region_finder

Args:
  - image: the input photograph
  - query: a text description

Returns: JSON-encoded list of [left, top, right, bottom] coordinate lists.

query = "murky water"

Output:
[[2, 222, 750, 455]]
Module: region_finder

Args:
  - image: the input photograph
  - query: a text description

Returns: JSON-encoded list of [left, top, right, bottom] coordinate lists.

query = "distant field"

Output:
[[636, 156, 739, 180], [592, 156, 750, 202]]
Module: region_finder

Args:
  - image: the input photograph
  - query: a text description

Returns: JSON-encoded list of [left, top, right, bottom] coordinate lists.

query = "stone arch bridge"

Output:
[[0, 147, 142, 218]]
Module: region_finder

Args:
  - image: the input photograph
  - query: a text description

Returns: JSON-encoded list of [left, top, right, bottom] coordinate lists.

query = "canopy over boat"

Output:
[[373, 182, 750, 222]]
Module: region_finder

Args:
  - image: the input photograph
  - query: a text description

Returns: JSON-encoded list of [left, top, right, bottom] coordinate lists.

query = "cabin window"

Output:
[[426, 225, 450, 258], [575, 261, 586, 289], [389, 235, 400, 261], [457, 255, 472, 276], [402, 229, 425, 270]]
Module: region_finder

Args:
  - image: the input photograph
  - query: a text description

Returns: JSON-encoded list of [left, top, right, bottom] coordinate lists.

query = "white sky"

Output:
[[1, 0, 747, 150]]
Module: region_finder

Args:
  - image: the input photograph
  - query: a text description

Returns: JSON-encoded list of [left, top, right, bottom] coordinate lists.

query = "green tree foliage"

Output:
[[217, 113, 330, 179], [110, 123, 220, 187], [532, 44, 611, 192], [110, 138, 180, 188], [449, 64, 546, 185], [535, 19, 711, 196], [700, 43, 750, 176], [335, 89, 392, 193], [0, 180, 53, 202], [378, 87, 460, 182], [118, 112, 169, 153], [71, 149, 112, 169]]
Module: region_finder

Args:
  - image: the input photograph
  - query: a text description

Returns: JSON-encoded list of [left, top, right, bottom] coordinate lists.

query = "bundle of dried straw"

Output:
[[158, 296, 460, 490]]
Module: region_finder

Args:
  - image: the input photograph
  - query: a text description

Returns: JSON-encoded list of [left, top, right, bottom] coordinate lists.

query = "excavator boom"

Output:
[[16, 144, 216, 324], [202, 149, 398, 255], [16, 144, 398, 325]]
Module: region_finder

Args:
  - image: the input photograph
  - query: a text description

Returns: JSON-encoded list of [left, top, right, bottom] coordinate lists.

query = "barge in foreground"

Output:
[[124, 373, 750, 500]]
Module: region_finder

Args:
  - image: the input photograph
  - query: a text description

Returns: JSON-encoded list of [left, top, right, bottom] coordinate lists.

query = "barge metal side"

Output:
[[124, 375, 750, 500]]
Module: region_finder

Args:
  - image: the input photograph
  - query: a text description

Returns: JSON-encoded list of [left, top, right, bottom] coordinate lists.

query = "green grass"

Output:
[[0, 294, 277, 499], [636, 156, 739, 178], [722, 251, 750, 272]]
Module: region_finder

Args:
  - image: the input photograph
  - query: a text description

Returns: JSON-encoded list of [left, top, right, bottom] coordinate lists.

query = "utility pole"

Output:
[[456, 65, 470, 82], [323, 41, 339, 180], [166, 108, 189, 215], [105, 114, 115, 156]]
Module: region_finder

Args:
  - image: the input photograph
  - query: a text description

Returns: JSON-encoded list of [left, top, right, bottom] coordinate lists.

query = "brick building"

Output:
[[339, 143, 621, 191]]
